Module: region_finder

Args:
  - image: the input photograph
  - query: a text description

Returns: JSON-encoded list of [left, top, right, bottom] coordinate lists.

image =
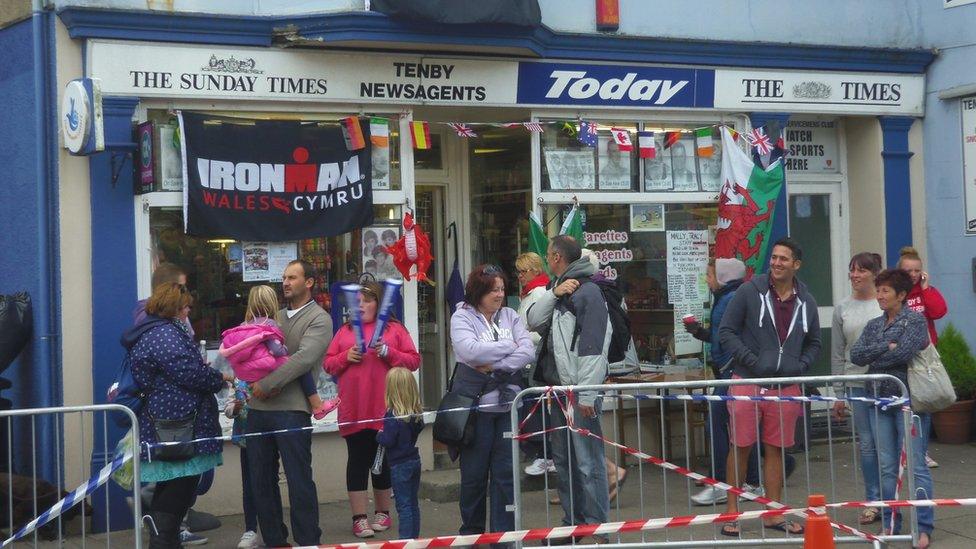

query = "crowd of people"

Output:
[[121, 237, 946, 548]]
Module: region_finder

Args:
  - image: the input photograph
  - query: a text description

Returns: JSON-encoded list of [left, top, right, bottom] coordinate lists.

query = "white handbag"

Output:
[[908, 344, 956, 413]]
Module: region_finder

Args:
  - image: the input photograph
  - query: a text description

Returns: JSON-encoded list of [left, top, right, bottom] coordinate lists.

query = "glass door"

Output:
[[415, 185, 449, 408]]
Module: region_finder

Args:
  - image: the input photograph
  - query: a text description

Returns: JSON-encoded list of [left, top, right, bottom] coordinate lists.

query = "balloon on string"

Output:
[[369, 278, 404, 348], [341, 284, 366, 352]]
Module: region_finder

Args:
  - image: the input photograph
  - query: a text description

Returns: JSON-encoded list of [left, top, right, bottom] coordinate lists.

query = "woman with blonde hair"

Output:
[[897, 247, 947, 345], [121, 283, 231, 548]]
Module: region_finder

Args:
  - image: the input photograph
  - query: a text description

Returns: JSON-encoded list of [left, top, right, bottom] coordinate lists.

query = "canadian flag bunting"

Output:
[[637, 131, 656, 159], [610, 127, 633, 152]]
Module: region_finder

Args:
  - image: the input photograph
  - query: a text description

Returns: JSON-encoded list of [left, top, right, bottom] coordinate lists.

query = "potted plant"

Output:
[[931, 324, 976, 444]]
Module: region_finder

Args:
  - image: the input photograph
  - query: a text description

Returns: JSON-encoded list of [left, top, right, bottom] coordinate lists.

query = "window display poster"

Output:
[[698, 136, 723, 192], [242, 241, 298, 282], [962, 97, 976, 235], [363, 226, 401, 281], [643, 134, 672, 191], [158, 124, 184, 191], [783, 118, 839, 173], [630, 203, 665, 232], [227, 243, 242, 274], [544, 149, 596, 190], [670, 137, 699, 191], [666, 230, 709, 304], [597, 135, 632, 190], [371, 138, 391, 190], [673, 301, 705, 356]]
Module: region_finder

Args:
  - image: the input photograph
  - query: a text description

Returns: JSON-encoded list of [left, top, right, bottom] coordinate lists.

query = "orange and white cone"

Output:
[[804, 494, 836, 549]]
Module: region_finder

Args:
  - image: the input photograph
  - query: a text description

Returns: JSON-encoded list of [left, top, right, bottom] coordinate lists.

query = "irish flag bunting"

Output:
[[369, 117, 389, 147], [637, 131, 656, 159], [610, 127, 633, 152], [411, 121, 432, 150], [695, 127, 714, 157]]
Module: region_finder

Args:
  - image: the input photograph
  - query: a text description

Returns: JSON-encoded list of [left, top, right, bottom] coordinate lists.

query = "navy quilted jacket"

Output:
[[123, 316, 224, 461]]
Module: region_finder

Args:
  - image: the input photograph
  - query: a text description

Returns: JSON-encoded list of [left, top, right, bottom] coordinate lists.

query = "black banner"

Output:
[[370, 0, 541, 27], [180, 113, 373, 240]]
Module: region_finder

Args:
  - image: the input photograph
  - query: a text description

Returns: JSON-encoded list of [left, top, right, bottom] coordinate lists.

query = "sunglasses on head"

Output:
[[483, 264, 503, 276]]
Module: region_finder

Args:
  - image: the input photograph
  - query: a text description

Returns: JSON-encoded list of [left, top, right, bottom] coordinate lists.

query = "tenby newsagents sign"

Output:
[[517, 62, 715, 108]]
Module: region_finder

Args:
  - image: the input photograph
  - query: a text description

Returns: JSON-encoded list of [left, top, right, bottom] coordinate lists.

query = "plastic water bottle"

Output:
[[199, 340, 207, 362]]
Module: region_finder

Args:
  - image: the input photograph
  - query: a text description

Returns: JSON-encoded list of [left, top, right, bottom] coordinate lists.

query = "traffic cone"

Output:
[[803, 494, 835, 549]]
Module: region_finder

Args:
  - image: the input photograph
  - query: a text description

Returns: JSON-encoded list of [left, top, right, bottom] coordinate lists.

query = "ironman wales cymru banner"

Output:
[[179, 112, 373, 240], [714, 126, 784, 277]]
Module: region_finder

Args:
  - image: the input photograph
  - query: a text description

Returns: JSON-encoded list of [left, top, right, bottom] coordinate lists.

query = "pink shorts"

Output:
[[727, 378, 803, 448]]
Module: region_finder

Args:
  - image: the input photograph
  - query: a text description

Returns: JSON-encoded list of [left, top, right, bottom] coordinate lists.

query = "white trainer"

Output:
[[524, 458, 555, 476], [690, 485, 727, 506], [237, 530, 259, 548]]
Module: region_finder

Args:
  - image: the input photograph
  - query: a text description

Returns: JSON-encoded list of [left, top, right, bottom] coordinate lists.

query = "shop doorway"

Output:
[[415, 184, 450, 408]]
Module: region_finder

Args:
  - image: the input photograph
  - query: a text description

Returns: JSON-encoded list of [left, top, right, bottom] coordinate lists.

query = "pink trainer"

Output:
[[370, 511, 392, 532], [313, 398, 340, 421]]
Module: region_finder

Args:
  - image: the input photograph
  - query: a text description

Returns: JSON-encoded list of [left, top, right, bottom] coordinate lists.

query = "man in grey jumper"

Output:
[[717, 238, 820, 536], [247, 259, 332, 546], [526, 235, 611, 544]]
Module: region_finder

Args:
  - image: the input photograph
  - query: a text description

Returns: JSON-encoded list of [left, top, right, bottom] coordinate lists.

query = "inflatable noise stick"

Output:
[[368, 278, 404, 348], [341, 284, 366, 353]]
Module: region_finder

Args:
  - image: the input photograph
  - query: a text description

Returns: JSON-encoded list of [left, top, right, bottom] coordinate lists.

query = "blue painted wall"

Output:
[[916, 2, 976, 347], [0, 16, 61, 482]]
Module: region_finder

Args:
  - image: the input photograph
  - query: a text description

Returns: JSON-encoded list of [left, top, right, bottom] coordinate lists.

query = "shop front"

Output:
[[73, 30, 930, 516]]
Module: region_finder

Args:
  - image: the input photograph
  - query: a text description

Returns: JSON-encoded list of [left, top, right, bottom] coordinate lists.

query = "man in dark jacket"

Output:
[[717, 238, 821, 536]]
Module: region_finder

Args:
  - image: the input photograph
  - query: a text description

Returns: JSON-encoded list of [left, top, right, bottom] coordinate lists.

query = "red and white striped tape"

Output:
[[303, 497, 976, 549]]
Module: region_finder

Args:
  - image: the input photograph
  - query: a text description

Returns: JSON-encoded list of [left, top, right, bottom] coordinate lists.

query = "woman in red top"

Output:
[[325, 282, 421, 538], [897, 246, 947, 344]]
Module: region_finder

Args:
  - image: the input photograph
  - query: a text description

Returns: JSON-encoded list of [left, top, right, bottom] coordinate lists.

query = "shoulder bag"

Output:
[[150, 411, 198, 461], [908, 343, 956, 413], [432, 364, 491, 447]]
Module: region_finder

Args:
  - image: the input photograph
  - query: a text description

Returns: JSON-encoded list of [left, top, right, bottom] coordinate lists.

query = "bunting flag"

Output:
[[610, 127, 633, 152], [448, 123, 477, 138], [637, 131, 656, 159], [663, 131, 681, 149], [747, 127, 772, 155], [410, 121, 432, 150], [578, 121, 598, 147], [340, 116, 366, 151], [728, 127, 741, 142], [695, 127, 714, 157], [523, 122, 545, 133], [528, 211, 549, 262], [369, 117, 389, 147]]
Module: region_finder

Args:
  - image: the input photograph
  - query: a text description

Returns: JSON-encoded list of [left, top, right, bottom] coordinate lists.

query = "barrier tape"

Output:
[[615, 392, 907, 410], [307, 497, 976, 549], [1, 451, 133, 547]]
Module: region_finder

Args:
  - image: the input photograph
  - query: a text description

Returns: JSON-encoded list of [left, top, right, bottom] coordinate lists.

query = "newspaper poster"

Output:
[[643, 133, 673, 191], [242, 241, 298, 282], [670, 136, 700, 192], [544, 149, 596, 190], [666, 230, 709, 304], [597, 135, 632, 190], [673, 301, 705, 356]]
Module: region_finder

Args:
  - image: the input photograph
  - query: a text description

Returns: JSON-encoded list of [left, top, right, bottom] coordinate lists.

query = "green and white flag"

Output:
[[528, 211, 549, 260], [714, 126, 784, 277], [559, 203, 584, 243]]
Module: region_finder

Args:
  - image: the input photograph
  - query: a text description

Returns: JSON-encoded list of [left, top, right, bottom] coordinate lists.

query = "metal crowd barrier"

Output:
[[0, 404, 142, 548], [510, 374, 919, 548]]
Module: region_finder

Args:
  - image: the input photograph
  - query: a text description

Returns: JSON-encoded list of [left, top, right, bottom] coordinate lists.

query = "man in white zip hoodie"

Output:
[[717, 237, 821, 537], [527, 235, 612, 544]]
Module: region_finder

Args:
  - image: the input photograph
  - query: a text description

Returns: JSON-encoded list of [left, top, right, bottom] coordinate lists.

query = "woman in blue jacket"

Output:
[[122, 283, 230, 548]]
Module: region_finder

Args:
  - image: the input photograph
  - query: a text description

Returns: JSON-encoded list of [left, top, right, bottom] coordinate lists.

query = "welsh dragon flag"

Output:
[[715, 126, 785, 277]]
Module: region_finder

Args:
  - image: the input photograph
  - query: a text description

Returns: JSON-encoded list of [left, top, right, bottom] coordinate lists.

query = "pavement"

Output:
[[13, 439, 976, 548]]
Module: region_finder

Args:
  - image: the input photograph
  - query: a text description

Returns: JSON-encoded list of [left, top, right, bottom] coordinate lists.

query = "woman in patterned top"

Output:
[[851, 269, 933, 549]]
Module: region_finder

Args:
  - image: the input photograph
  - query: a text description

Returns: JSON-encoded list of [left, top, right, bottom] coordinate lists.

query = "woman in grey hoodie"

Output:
[[449, 264, 535, 543]]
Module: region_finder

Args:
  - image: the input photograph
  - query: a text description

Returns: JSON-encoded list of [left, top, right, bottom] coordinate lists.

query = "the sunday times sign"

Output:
[[179, 113, 373, 240]]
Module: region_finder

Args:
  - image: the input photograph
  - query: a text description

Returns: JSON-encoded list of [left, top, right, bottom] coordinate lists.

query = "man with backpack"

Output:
[[526, 235, 611, 544]]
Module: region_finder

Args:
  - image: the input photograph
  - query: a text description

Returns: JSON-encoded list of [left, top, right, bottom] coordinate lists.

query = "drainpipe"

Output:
[[30, 0, 62, 483]]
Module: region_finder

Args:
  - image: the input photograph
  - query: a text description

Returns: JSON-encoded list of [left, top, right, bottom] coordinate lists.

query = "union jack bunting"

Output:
[[448, 123, 478, 138], [747, 127, 772, 155]]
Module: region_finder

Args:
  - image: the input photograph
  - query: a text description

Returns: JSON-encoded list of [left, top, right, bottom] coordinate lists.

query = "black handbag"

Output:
[[151, 412, 197, 462], [432, 364, 491, 447]]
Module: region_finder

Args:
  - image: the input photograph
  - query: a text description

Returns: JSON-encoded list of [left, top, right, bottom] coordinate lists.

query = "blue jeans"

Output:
[[707, 385, 760, 485], [875, 408, 933, 535], [458, 411, 514, 540], [391, 458, 421, 539], [848, 387, 881, 502], [550, 398, 609, 528], [245, 409, 321, 546]]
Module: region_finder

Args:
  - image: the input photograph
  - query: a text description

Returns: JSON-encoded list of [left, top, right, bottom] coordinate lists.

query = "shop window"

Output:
[[469, 126, 532, 300], [139, 111, 401, 192], [541, 202, 717, 364], [538, 121, 722, 193]]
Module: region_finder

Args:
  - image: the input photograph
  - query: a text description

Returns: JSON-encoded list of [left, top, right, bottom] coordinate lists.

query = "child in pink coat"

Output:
[[221, 285, 338, 420]]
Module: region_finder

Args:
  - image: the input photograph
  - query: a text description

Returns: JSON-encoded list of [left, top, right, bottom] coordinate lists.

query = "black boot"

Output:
[[148, 511, 182, 548]]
